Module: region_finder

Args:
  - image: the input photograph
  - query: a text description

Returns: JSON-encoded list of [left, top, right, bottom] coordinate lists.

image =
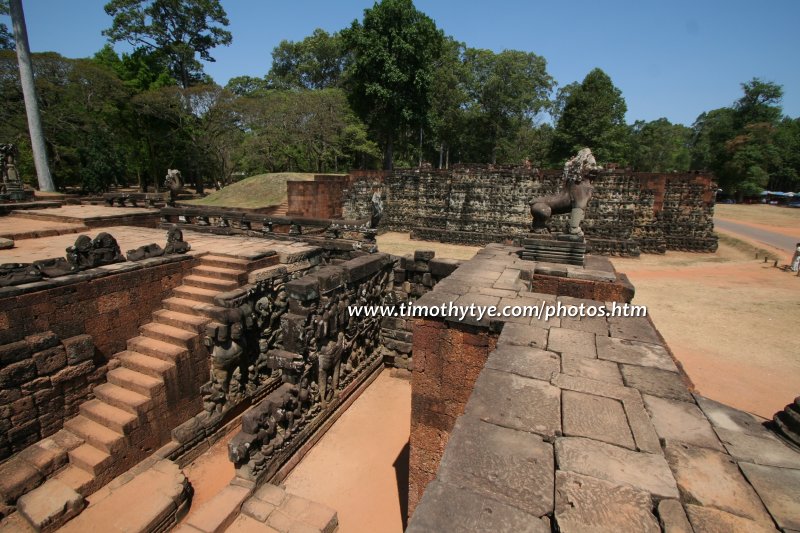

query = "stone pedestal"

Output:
[[519, 234, 586, 266]]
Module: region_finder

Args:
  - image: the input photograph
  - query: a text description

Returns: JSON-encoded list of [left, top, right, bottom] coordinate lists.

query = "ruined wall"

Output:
[[286, 175, 352, 219], [343, 167, 718, 254]]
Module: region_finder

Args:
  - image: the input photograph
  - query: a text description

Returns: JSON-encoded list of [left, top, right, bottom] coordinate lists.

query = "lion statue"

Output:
[[164, 168, 183, 206], [529, 148, 601, 237]]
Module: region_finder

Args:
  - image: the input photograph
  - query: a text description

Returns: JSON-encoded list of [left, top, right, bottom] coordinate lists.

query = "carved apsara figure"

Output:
[[369, 190, 383, 229], [529, 148, 601, 236]]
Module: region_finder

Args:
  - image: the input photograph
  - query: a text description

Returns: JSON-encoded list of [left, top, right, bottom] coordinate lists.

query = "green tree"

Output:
[[428, 37, 468, 168], [103, 0, 232, 88], [0, 0, 13, 50], [462, 48, 553, 163], [734, 78, 783, 128], [225, 75, 269, 96], [341, 0, 443, 168], [629, 118, 692, 172], [267, 29, 346, 90], [771, 118, 800, 191], [93, 44, 175, 91], [551, 68, 630, 165]]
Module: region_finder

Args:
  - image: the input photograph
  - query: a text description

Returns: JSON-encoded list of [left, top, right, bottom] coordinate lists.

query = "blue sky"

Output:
[[5, 0, 799, 126]]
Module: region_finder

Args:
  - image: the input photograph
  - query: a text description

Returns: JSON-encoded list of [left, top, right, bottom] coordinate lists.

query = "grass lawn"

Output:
[[715, 203, 800, 230], [184, 173, 326, 209]]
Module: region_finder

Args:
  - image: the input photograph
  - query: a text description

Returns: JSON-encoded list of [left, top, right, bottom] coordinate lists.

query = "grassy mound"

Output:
[[184, 173, 324, 209]]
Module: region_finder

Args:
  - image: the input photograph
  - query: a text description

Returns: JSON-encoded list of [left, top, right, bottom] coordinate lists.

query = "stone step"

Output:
[[16, 478, 85, 532], [173, 285, 219, 304], [200, 254, 251, 270], [152, 309, 210, 333], [107, 367, 165, 399], [192, 264, 246, 282], [127, 336, 188, 361], [79, 399, 139, 435], [183, 274, 239, 291], [53, 465, 94, 497], [162, 296, 207, 316], [64, 416, 125, 455], [68, 444, 113, 477], [117, 351, 176, 379], [93, 383, 151, 416], [140, 322, 196, 349]]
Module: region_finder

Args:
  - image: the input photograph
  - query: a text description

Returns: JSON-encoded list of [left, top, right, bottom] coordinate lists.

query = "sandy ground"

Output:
[[376, 232, 480, 260], [283, 370, 411, 533], [181, 429, 237, 511]]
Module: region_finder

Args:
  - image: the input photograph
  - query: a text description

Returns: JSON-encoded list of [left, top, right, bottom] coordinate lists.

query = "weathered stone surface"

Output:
[[185, 485, 251, 533], [0, 459, 43, 504], [252, 483, 286, 507], [547, 328, 596, 358], [240, 497, 275, 522], [694, 394, 770, 437], [0, 238, 13, 250], [465, 368, 561, 438], [562, 390, 635, 448], [407, 480, 549, 533], [643, 394, 724, 451], [620, 364, 692, 402], [657, 499, 692, 533], [608, 316, 663, 344], [739, 462, 800, 531], [597, 336, 677, 371], [17, 441, 67, 477], [556, 437, 679, 499], [438, 416, 554, 517], [484, 345, 559, 381], [554, 471, 660, 533], [32, 346, 67, 376], [560, 316, 610, 336], [497, 322, 548, 349], [280, 493, 338, 533], [561, 352, 623, 385], [62, 335, 95, 365], [715, 427, 800, 468], [685, 504, 778, 533], [664, 442, 773, 524], [17, 479, 84, 532]]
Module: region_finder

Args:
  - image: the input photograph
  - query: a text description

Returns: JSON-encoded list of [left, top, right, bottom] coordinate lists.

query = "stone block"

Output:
[[561, 390, 635, 449], [0, 340, 31, 365], [17, 479, 84, 532], [407, 480, 549, 533], [620, 364, 692, 402], [596, 336, 677, 371], [280, 494, 337, 533], [62, 335, 95, 365], [554, 471, 660, 533], [714, 427, 800, 468], [186, 485, 251, 533], [51, 360, 94, 385], [0, 458, 43, 503], [609, 316, 662, 345], [496, 322, 547, 349], [556, 437, 679, 499], [560, 352, 623, 385], [0, 359, 36, 388], [438, 416, 554, 517], [739, 462, 800, 531], [241, 497, 275, 522], [253, 483, 286, 507], [693, 394, 770, 437], [484, 345, 559, 381], [685, 504, 777, 533], [643, 395, 724, 451], [24, 332, 60, 353], [429, 258, 460, 278], [657, 499, 692, 533], [17, 441, 67, 477], [547, 328, 596, 358], [664, 442, 773, 524], [414, 250, 435, 262], [465, 368, 560, 438], [32, 346, 67, 376]]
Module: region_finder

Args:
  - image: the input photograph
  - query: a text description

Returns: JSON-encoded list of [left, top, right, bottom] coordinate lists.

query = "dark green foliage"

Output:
[[629, 118, 691, 172], [103, 0, 232, 88], [267, 29, 347, 90]]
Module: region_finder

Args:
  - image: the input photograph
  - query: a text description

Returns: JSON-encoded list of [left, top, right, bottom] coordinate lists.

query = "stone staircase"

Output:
[[9, 253, 275, 531], [265, 200, 289, 217]]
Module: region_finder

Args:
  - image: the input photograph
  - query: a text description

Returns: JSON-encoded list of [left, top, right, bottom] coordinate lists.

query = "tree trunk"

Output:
[[9, 0, 55, 192], [439, 143, 443, 169], [445, 147, 450, 170], [383, 137, 393, 170]]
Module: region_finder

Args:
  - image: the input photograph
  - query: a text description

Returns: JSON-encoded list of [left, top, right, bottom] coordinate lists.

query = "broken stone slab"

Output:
[[16, 478, 84, 533], [739, 462, 800, 531], [278, 493, 338, 533], [643, 394, 725, 451], [664, 442, 773, 525], [555, 436, 679, 499], [407, 480, 550, 533], [685, 504, 778, 533], [620, 364, 692, 402], [465, 368, 561, 438], [497, 322, 548, 349], [657, 499, 692, 533], [438, 415, 554, 517], [554, 471, 660, 533], [694, 394, 771, 437], [560, 352, 623, 385], [0, 459, 43, 504], [484, 345, 560, 381], [561, 390, 635, 449], [596, 336, 677, 372], [547, 328, 597, 358], [715, 427, 800, 468], [184, 484, 251, 533]]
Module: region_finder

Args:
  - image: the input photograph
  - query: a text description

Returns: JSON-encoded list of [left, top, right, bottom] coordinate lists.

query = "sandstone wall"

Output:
[[343, 167, 718, 255]]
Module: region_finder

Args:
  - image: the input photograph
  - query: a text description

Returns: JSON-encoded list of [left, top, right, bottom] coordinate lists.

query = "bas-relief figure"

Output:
[[529, 148, 601, 236]]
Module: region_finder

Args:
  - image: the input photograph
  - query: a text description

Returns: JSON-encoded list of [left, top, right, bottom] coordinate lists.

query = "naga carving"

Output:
[[529, 148, 601, 236]]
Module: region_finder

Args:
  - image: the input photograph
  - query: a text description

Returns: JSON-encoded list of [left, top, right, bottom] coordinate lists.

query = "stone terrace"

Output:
[[407, 244, 800, 533]]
